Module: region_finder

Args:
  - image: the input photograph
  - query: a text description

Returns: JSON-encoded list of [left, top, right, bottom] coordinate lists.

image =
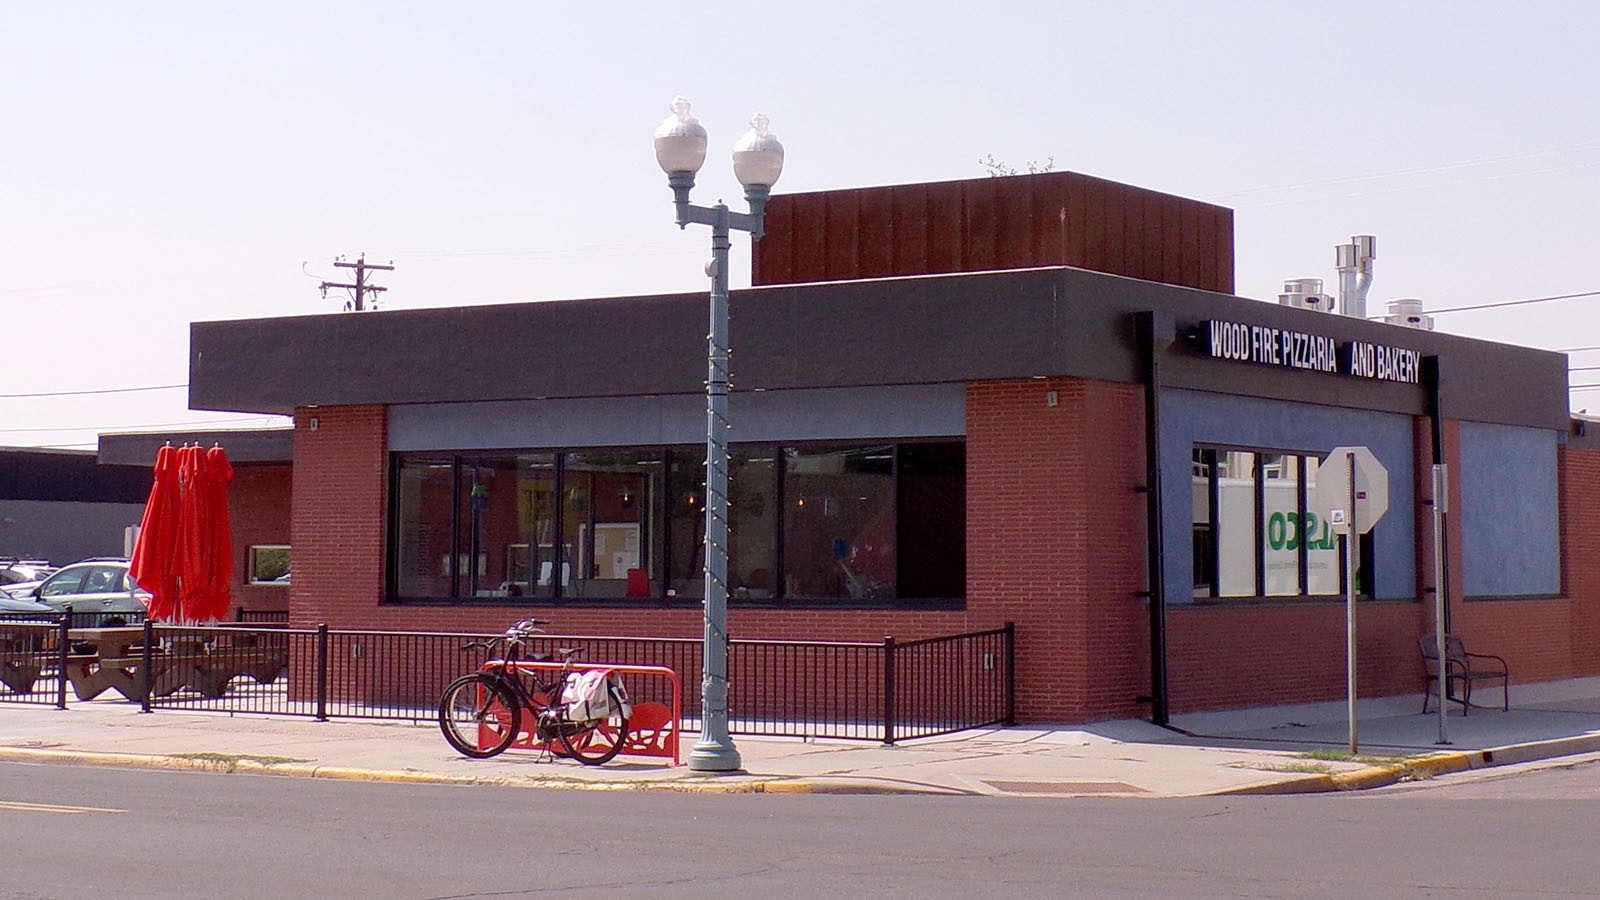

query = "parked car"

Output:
[[0, 559, 55, 600], [0, 592, 55, 615], [21, 558, 150, 623]]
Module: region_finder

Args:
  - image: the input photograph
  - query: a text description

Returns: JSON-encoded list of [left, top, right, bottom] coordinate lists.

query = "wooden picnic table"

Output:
[[63, 627, 287, 702]]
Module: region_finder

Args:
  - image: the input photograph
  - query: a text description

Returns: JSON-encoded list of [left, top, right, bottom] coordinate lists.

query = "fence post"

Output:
[[140, 618, 155, 713], [882, 635, 896, 745], [55, 612, 69, 710], [315, 624, 329, 721], [1003, 621, 1016, 726]]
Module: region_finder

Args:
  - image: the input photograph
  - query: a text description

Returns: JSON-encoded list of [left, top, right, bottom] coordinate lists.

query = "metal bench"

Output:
[[1419, 635, 1509, 715]]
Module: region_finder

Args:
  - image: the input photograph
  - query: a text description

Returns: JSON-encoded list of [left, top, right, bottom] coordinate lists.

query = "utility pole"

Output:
[[319, 255, 393, 311]]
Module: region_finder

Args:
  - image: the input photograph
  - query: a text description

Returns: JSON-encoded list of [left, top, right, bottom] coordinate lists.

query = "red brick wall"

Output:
[[289, 406, 388, 628], [1559, 444, 1600, 675], [1167, 602, 1424, 711], [228, 462, 292, 617], [965, 377, 1148, 722]]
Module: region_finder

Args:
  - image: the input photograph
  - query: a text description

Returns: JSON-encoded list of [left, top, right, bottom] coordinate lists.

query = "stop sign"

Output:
[[1314, 445, 1389, 534]]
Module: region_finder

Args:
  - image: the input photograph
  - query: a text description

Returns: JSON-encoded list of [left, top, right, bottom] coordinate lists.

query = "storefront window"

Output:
[[1194, 445, 1368, 600], [665, 452, 704, 599], [729, 450, 776, 600], [1215, 450, 1257, 598], [1262, 455, 1299, 597], [783, 445, 896, 599], [393, 456, 457, 599], [1301, 457, 1341, 596], [390, 440, 963, 606], [563, 451, 661, 599]]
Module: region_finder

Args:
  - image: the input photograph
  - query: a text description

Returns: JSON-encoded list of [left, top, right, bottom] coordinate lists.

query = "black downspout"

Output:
[[1136, 311, 1171, 725], [1423, 355, 1450, 634]]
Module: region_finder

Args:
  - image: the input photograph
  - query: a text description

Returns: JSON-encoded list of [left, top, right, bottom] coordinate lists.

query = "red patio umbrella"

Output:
[[129, 443, 181, 620], [175, 444, 235, 623], [195, 444, 235, 621]]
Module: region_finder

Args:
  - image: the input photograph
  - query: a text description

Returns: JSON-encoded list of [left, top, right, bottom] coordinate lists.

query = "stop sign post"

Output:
[[1317, 446, 1389, 754]]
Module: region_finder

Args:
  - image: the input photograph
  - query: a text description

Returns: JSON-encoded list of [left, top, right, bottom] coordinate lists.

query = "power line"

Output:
[[1423, 290, 1600, 315], [0, 383, 186, 399], [1215, 141, 1600, 199], [0, 416, 286, 435]]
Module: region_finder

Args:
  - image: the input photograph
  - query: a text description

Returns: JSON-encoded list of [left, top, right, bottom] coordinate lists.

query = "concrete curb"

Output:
[[0, 747, 870, 795], [1211, 733, 1600, 796]]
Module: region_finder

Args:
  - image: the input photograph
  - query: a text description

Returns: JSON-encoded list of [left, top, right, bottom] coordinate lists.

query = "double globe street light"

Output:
[[653, 97, 784, 772]]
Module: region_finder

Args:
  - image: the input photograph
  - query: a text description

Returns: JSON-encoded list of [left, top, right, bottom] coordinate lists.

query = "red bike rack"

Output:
[[485, 660, 683, 766]]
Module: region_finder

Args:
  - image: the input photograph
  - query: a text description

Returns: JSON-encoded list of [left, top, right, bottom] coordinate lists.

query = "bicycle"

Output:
[[438, 618, 631, 765]]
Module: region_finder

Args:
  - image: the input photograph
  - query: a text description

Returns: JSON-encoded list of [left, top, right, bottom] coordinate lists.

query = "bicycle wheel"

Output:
[[439, 674, 521, 759], [557, 688, 630, 765]]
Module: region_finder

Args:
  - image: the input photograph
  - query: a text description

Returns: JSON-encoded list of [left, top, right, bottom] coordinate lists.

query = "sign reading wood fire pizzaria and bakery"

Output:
[[1201, 319, 1421, 385]]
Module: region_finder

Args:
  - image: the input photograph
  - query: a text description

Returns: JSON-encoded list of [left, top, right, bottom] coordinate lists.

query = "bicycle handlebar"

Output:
[[505, 617, 548, 638]]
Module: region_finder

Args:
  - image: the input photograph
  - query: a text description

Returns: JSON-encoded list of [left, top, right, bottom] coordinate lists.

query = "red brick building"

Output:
[[176, 171, 1597, 724]]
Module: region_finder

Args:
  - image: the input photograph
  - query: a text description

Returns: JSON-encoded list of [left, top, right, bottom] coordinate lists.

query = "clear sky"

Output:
[[3, 1, 1597, 449]]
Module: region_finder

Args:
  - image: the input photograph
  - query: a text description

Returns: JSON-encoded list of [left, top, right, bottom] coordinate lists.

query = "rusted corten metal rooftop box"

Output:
[[753, 171, 1233, 294]]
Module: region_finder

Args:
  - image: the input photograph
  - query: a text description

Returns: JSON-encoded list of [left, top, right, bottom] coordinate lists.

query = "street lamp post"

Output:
[[653, 96, 784, 772]]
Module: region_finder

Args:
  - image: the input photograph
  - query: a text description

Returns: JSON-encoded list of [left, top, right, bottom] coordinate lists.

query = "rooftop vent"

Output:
[[1335, 235, 1377, 319], [1382, 297, 1434, 330], [1278, 277, 1335, 312]]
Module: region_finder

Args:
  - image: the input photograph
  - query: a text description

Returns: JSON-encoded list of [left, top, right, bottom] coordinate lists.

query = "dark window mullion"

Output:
[[1205, 448, 1221, 598], [1253, 454, 1265, 597], [448, 457, 462, 599], [774, 445, 787, 599], [1296, 455, 1308, 596], [552, 453, 565, 600]]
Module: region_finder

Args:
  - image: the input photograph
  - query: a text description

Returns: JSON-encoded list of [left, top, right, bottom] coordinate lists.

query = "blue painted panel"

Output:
[[1159, 389, 1416, 604], [1458, 422, 1560, 597]]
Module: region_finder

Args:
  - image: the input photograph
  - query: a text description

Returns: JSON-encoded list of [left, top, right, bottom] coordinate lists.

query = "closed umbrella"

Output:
[[175, 444, 235, 623], [129, 444, 181, 620], [196, 444, 235, 622]]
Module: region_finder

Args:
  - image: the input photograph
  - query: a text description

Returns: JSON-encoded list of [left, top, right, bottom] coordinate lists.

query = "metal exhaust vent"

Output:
[[1382, 297, 1434, 330], [1278, 277, 1335, 312]]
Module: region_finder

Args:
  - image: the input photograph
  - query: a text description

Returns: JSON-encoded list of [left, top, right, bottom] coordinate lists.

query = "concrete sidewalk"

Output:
[[3, 677, 1599, 797]]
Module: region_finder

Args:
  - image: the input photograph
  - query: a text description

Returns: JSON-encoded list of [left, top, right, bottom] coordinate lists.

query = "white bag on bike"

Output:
[[563, 669, 625, 722]]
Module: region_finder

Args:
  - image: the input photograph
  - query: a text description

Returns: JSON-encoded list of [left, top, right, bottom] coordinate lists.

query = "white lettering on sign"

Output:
[[1202, 320, 1423, 386], [1204, 320, 1339, 374], [1342, 341, 1421, 384]]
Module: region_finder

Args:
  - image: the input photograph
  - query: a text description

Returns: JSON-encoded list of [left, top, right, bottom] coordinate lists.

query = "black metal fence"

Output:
[[0, 615, 1015, 743], [0, 614, 67, 707], [236, 609, 289, 625]]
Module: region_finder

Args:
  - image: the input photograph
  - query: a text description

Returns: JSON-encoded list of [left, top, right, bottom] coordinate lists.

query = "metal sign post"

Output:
[[1316, 446, 1389, 757], [1346, 451, 1358, 755], [1432, 463, 1450, 745]]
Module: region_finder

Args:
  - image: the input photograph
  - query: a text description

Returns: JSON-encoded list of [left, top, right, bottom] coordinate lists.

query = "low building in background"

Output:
[[168, 171, 1594, 725]]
